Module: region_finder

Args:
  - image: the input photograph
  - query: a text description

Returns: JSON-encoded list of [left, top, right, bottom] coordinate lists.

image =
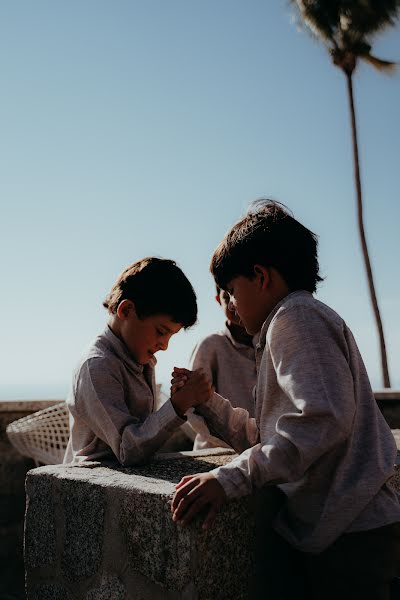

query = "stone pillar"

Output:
[[25, 450, 283, 600], [24, 437, 400, 599]]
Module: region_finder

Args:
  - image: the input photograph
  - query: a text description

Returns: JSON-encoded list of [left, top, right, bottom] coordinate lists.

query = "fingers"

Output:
[[171, 477, 197, 512], [175, 475, 194, 490], [172, 482, 205, 524], [172, 483, 223, 528], [170, 367, 212, 414], [171, 375, 187, 386], [170, 373, 188, 396], [172, 367, 192, 376], [176, 495, 207, 527], [171, 473, 226, 531], [171, 380, 185, 395]]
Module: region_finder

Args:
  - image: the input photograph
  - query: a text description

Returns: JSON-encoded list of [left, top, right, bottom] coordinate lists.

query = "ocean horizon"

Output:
[[0, 384, 69, 402], [0, 382, 170, 402]]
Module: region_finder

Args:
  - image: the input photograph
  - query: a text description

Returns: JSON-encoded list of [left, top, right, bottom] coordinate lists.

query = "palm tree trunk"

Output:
[[346, 72, 391, 388]]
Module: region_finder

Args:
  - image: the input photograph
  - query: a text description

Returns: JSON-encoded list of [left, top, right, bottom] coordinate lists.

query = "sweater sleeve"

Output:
[[211, 305, 356, 498], [75, 360, 184, 466], [189, 338, 215, 384], [195, 391, 259, 453], [186, 339, 228, 446]]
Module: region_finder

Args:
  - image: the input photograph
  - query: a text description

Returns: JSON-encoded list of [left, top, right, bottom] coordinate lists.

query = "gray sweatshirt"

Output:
[[64, 326, 184, 465], [197, 291, 400, 553], [188, 326, 257, 449]]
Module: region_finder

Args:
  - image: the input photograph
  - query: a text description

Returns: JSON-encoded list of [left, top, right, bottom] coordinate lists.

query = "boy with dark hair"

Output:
[[187, 285, 257, 450], [64, 257, 211, 466], [171, 202, 400, 598]]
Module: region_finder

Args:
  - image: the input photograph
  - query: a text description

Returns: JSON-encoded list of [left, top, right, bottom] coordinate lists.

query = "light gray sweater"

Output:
[[64, 326, 184, 465], [188, 326, 257, 449], [197, 291, 400, 553]]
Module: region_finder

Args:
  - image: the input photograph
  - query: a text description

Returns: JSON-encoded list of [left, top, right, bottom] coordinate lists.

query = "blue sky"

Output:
[[0, 1, 399, 399]]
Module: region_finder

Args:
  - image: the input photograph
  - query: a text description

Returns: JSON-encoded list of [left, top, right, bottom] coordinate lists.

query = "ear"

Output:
[[215, 294, 222, 306], [253, 265, 270, 290], [116, 299, 136, 320]]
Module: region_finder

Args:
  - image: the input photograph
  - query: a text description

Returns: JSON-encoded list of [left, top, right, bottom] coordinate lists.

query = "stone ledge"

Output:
[[0, 399, 64, 412], [25, 445, 400, 600], [25, 451, 282, 600], [374, 390, 400, 402]]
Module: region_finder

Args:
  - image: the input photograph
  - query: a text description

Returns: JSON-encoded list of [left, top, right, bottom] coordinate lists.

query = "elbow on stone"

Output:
[[119, 446, 147, 467]]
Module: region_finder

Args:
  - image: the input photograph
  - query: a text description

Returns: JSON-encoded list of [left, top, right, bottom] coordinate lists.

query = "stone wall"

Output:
[[25, 443, 400, 600], [25, 450, 285, 600], [4, 391, 400, 599], [0, 400, 63, 600]]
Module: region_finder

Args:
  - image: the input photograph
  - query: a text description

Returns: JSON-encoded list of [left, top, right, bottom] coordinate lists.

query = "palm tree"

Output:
[[290, 0, 400, 388]]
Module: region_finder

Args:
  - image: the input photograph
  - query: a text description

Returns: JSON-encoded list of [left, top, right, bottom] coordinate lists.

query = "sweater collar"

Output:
[[257, 291, 312, 351], [102, 325, 157, 373]]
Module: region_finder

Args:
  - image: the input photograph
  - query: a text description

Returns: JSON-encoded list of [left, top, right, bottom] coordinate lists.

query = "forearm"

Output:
[[195, 392, 259, 453], [80, 396, 184, 466], [186, 410, 232, 449], [118, 400, 184, 465], [77, 361, 185, 466], [210, 433, 301, 498], [211, 407, 352, 499]]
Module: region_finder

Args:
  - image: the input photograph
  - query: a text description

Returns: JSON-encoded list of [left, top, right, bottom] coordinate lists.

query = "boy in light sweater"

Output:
[[187, 286, 257, 450], [171, 201, 400, 598], [64, 257, 211, 466]]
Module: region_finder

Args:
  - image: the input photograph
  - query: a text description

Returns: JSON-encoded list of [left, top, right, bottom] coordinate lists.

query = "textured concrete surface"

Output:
[[25, 449, 280, 600], [24, 433, 400, 600], [25, 474, 57, 570], [61, 479, 105, 579]]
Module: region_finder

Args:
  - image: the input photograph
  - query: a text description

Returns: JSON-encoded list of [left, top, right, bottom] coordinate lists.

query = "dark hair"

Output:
[[103, 257, 197, 328], [210, 200, 323, 293]]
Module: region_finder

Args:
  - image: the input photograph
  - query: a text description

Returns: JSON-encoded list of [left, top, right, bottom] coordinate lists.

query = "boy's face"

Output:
[[117, 302, 182, 365], [216, 289, 241, 326], [225, 269, 274, 335]]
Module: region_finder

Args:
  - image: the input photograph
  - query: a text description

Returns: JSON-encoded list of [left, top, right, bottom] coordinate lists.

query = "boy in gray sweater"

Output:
[[171, 202, 400, 598], [64, 257, 211, 466], [187, 286, 257, 449]]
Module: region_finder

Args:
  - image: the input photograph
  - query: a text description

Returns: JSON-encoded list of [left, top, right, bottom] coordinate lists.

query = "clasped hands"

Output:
[[170, 367, 227, 529]]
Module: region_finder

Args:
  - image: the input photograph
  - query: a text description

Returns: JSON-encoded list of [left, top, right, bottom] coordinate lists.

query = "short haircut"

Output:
[[103, 257, 197, 328], [211, 200, 323, 293]]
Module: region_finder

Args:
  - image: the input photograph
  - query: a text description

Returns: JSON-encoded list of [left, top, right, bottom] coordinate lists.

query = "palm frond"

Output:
[[338, 1, 400, 36], [361, 53, 397, 72], [289, 1, 337, 43], [289, 0, 400, 67]]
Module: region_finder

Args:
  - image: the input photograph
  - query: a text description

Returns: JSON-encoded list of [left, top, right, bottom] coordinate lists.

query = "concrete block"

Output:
[[25, 450, 271, 599], [25, 448, 400, 600], [61, 478, 105, 579], [85, 574, 126, 600], [30, 583, 73, 600], [25, 473, 57, 569]]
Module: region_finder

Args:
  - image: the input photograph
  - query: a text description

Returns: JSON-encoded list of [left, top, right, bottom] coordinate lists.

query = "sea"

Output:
[[0, 384, 69, 402]]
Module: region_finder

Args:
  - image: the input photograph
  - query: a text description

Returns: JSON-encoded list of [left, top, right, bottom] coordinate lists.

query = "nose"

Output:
[[159, 338, 169, 351]]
